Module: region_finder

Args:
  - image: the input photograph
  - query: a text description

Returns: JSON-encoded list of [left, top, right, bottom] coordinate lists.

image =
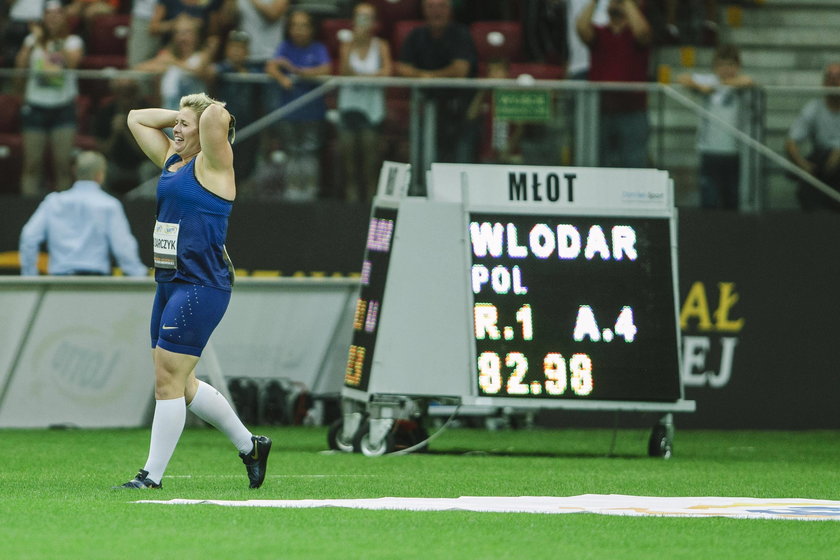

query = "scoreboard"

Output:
[[343, 163, 692, 413]]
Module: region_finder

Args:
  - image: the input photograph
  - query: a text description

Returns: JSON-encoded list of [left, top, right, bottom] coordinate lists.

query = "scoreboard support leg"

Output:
[[648, 413, 675, 459]]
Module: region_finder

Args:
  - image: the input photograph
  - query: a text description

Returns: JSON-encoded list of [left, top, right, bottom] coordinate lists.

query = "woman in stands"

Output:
[[133, 14, 212, 110], [337, 2, 393, 202], [14, 0, 83, 197], [116, 92, 271, 490]]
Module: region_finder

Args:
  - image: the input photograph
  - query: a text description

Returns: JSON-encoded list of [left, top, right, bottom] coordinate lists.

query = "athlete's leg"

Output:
[[140, 347, 196, 485], [185, 369, 254, 454]]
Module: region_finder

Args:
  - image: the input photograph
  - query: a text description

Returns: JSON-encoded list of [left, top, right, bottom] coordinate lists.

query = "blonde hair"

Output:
[[179, 93, 226, 120]]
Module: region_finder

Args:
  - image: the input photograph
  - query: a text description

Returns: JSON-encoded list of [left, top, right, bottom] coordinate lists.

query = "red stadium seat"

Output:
[[75, 95, 94, 136], [507, 62, 565, 81], [78, 56, 128, 108], [0, 94, 22, 134], [0, 133, 23, 194], [87, 13, 131, 56], [390, 19, 424, 58], [369, 0, 422, 35], [470, 21, 524, 63], [382, 96, 410, 162], [320, 18, 354, 61], [79, 54, 127, 70]]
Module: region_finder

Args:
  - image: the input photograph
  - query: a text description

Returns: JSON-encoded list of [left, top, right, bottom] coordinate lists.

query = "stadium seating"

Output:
[[382, 91, 410, 164], [470, 21, 524, 63], [81, 12, 130, 71], [507, 62, 565, 81], [74, 95, 97, 151], [0, 93, 21, 134], [87, 13, 130, 56], [369, 0, 422, 36], [320, 18, 354, 63], [0, 94, 22, 194], [390, 19, 424, 58]]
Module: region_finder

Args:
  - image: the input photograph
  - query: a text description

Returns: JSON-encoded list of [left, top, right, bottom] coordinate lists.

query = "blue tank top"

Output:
[[154, 153, 233, 290]]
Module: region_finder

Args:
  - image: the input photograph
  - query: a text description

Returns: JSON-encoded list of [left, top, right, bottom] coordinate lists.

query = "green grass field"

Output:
[[2, 426, 839, 559]]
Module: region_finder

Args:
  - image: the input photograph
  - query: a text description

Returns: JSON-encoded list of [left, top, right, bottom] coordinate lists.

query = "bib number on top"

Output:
[[153, 220, 179, 269]]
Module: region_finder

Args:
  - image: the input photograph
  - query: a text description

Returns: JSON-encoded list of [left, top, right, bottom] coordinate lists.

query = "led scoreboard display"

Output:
[[344, 207, 397, 392], [342, 163, 690, 417], [469, 213, 680, 401]]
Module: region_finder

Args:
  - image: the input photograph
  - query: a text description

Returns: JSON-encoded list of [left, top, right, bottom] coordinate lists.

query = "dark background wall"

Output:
[[2, 196, 838, 429]]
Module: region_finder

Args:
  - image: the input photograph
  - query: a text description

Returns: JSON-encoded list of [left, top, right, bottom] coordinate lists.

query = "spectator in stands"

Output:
[[229, 0, 289, 187], [337, 2, 392, 202], [93, 77, 154, 195], [134, 14, 213, 110], [577, 0, 652, 168], [129, 0, 163, 68], [3, 0, 45, 67], [678, 44, 754, 210], [208, 29, 263, 191], [265, 9, 331, 201], [785, 63, 840, 212], [14, 0, 84, 197], [659, 0, 718, 46], [566, 0, 608, 80], [396, 0, 479, 164], [467, 58, 523, 164], [233, 0, 289, 66], [19, 150, 148, 276], [65, 0, 117, 24], [149, 0, 227, 59]]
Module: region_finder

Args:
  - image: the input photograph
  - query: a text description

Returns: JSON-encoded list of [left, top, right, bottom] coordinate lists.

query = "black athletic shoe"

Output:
[[114, 469, 161, 489], [240, 435, 272, 488]]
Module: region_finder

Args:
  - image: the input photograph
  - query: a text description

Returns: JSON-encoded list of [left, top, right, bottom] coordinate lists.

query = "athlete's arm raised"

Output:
[[196, 103, 235, 201], [127, 108, 177, 169]]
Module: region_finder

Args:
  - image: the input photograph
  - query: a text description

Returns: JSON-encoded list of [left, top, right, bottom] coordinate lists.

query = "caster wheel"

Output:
[[648, 424, 672, 459], [327, 418, 356, 453], [352, 421, 395, 457]]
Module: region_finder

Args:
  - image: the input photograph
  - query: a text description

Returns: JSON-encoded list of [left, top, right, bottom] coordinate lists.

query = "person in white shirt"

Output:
[[337, 2, 393, 202], [678, 44, 754, 209], [19, 151, 148, 277], [785, 63, 840, 212], [128, 0, 163, 67]]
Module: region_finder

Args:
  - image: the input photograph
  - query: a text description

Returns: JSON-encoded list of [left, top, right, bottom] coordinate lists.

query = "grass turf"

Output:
[[1, 426, 839, 559]]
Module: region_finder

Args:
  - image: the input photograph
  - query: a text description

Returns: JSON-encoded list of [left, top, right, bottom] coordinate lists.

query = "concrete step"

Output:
[[739, 7, 840, 27], [727, 26, 840, 49], [655, 46, 839, 72], [755, 0, 840, 7]]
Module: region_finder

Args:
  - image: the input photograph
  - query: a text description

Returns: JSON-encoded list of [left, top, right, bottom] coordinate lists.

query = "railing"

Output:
[[1, 67, 839, 211]]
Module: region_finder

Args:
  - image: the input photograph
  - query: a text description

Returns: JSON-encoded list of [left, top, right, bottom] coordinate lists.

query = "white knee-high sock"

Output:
[[187, 380, 253, 454], [143, 397, 186, 485]]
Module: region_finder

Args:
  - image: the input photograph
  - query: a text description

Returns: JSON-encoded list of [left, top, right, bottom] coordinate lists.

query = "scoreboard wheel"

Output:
[[327, 418, 357, 453], [352, 419, 396, 457]]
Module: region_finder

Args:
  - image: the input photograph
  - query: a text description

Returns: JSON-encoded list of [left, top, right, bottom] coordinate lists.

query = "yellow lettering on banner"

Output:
[[714, 282, 744, 332], [680, 281, 713, 331]]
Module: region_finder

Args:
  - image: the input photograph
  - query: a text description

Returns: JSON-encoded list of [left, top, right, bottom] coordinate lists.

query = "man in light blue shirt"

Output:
[[19, 151, 148, 276]]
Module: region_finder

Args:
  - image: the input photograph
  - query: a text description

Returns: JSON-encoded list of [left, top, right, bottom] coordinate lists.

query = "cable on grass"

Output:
[[388, 405, 462, 456]]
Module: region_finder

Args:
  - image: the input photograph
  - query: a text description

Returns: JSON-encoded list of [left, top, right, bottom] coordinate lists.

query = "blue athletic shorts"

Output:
[[150, 281, 231, 357]]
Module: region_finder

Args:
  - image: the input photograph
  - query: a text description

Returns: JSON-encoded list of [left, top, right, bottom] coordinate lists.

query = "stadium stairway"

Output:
[[653, 0, 840, 209]]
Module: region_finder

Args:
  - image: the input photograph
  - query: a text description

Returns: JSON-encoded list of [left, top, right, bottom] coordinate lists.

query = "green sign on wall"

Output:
[[492, 89, 552, 122]]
